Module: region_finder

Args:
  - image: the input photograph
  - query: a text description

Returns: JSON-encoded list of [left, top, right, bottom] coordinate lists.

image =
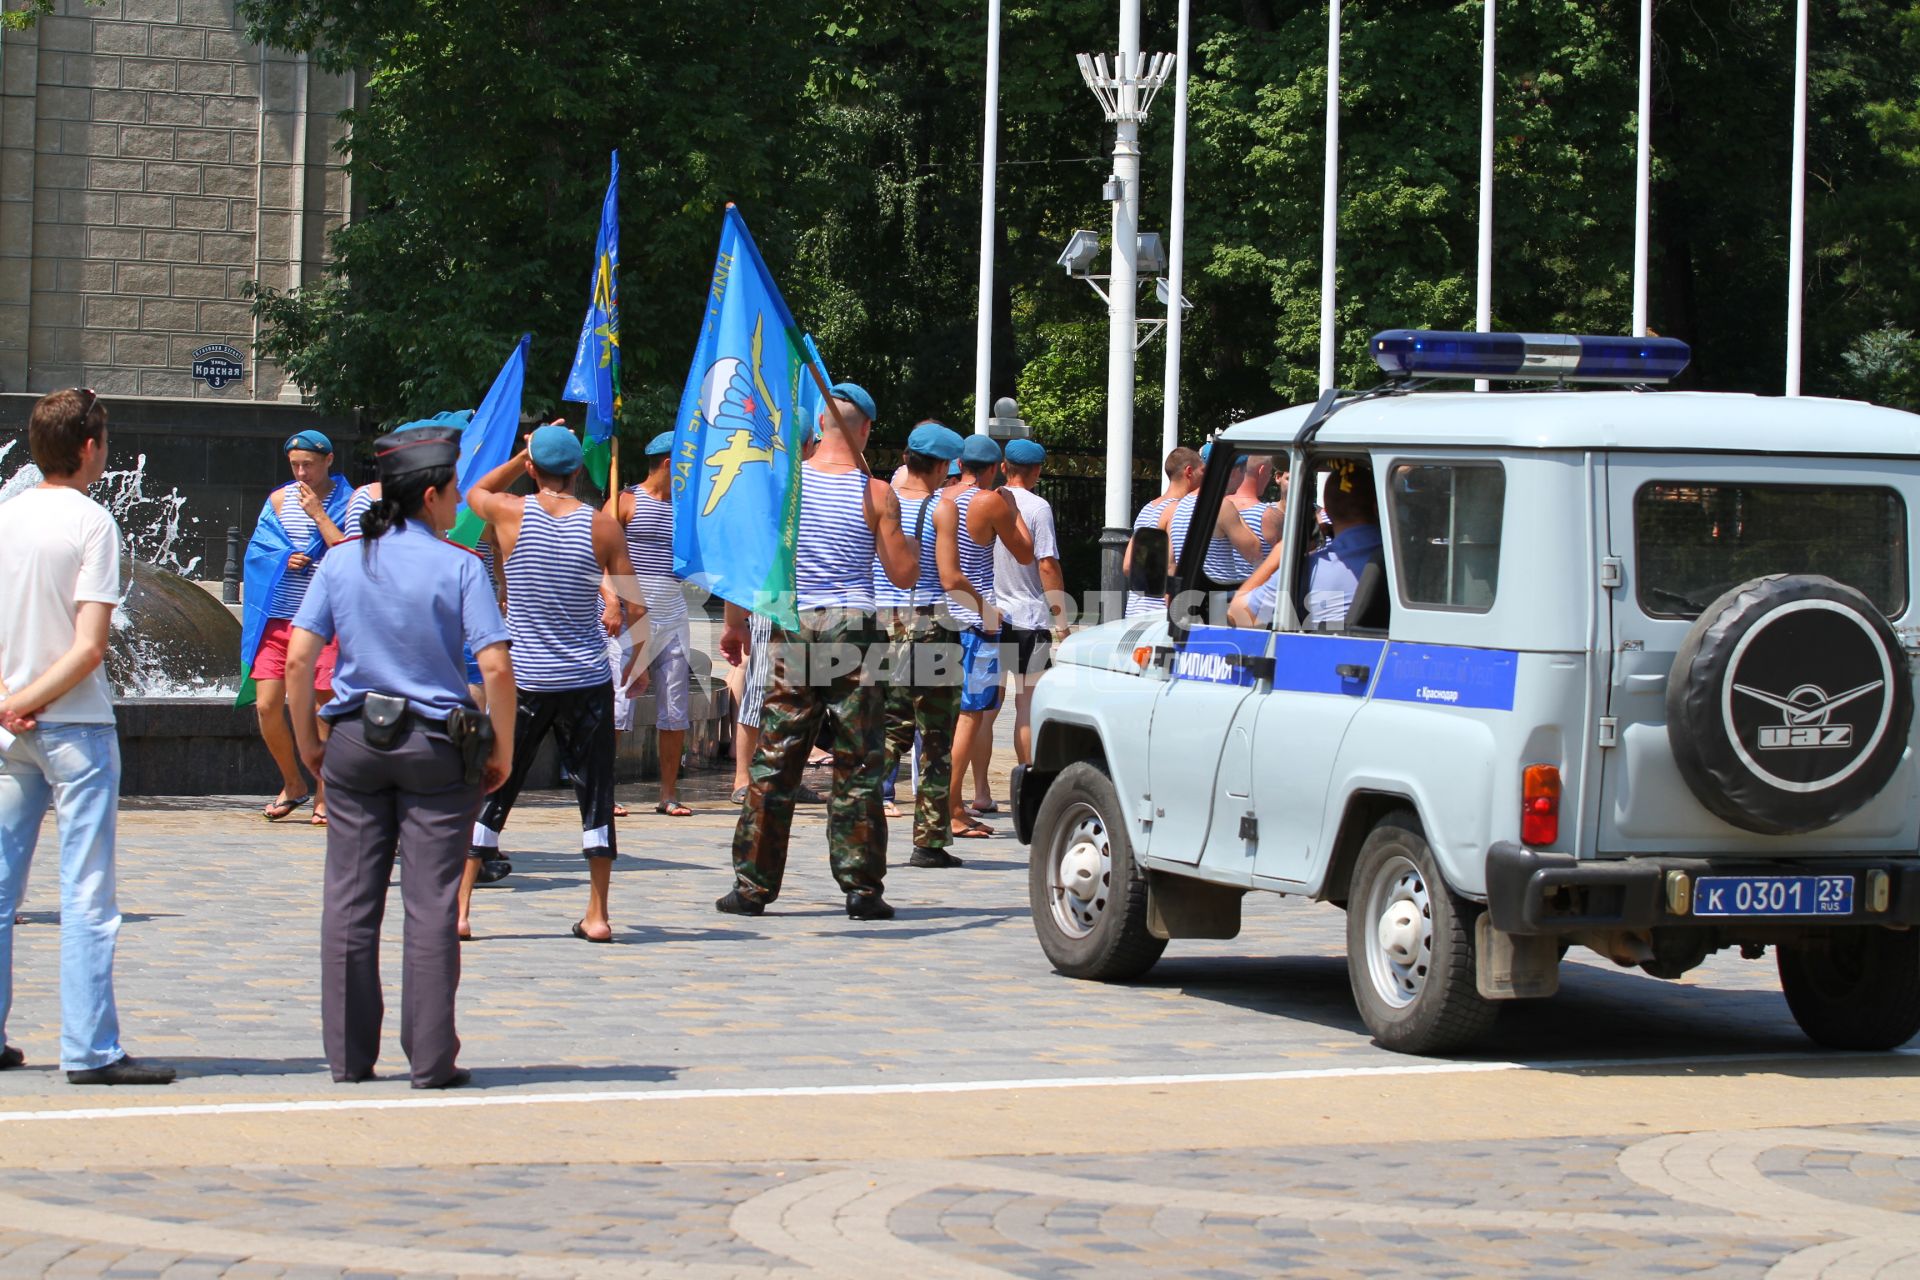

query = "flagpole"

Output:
[[1475, 0, 1495, 393], [1161, 0, 1190, 457], [1632, 0, 1653, 337], [1785, 0, 1809, 396], [1318, 0, 1340, 393], [603, 436, 621, 516], [973, 0, 1002, 436]]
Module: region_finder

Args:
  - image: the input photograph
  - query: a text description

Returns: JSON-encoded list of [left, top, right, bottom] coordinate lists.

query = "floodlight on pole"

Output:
[[1079, 1, 1173, 620]]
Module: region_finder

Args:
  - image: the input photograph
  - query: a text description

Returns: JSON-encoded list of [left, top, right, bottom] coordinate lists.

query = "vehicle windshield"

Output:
[[1634, 481, 1908, 618]]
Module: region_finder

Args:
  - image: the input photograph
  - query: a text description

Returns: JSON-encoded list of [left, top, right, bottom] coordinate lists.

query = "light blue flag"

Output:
[[670, 205, 828, 628], [450, 333, 529, 545], [563, 151, 621, 484]]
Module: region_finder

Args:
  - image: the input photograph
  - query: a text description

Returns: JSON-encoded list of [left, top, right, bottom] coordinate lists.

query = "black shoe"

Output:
[[413, 1066, 471, 1090], [910, 847, 964, 869], [846, 891, 895, 921], [471, 852, 512, 884], [67, 1055, 175, 1086], [0, 1045, 22, 1070], [715, 889, 765, 916]]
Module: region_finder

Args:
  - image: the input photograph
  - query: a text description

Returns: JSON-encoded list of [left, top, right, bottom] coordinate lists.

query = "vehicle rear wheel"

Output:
[[1777, 928, 1920, 1050], [1345, 813, 1497, 1055], [1027, 761, 1166, 981]]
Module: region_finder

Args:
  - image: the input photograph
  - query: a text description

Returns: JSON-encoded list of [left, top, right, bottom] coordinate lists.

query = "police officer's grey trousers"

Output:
[[320, 717, 482, 1086]]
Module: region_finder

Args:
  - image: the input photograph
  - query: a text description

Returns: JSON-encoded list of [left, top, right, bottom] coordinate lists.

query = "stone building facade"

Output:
[[0, 0, 356, 403]]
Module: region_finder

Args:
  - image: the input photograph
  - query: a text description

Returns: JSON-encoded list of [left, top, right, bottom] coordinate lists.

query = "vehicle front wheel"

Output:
[[1027, 761, 1167, 981], [1777, 927, 1920, 1050], [1344, 813, 1497, 1055]]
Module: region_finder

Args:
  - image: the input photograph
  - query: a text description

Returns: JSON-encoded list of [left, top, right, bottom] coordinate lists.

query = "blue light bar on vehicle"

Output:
[[1370, 330, 1691, 384]]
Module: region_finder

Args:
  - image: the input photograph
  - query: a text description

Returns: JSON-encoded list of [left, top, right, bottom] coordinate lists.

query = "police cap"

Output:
[[375, 424, 461, 481]]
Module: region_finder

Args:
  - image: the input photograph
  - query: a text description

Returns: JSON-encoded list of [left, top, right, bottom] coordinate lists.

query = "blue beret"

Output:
[[828, 381, 876, 422], [529, 424, 584, 475], [959, 434, 1001, 465], [284, 429, 333, 455], [1004, 438, 1046, 465], [948, 459, 961, 477], [644, 431, 674, 457], [906, 422, 964, 460], [1199, 441, 1212, 463]]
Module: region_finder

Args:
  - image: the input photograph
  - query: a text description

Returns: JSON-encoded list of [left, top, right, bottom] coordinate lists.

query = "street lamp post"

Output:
[[1078, 2, 1172, 621]]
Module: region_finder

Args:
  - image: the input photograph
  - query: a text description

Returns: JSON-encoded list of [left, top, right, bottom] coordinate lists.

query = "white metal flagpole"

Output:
[[1632, 0, 1653, 337], [1104, 0, 1142, 536], [1161, 0, 1190, 459], [1785, 0, 1809, 396], [1475, 0, 1495, 392], [973, 0, 1003, 434], [1318, 0, 1340, 393]]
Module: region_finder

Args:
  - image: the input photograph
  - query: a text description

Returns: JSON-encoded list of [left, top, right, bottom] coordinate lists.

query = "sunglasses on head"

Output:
[[69, 387, 97, 417]]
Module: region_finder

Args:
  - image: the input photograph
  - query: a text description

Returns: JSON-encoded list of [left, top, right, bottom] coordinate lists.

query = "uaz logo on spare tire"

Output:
[[1667, 575, 1913, 836]]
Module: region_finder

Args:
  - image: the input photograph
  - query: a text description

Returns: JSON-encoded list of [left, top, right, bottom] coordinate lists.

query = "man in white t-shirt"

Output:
[[977, 438, 1066, 803], [0, 389, 174, 1085]]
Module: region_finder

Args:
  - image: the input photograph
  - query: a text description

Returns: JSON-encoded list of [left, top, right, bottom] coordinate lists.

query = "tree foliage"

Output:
[[237, 0, 1920, 453]]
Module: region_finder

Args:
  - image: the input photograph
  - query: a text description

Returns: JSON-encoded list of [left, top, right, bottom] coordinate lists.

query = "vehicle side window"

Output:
[[1634, 481, 1908, 618], [1388, 462, 1505, 613]]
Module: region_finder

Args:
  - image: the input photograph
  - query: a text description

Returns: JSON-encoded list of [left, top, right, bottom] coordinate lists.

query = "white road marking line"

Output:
[[0, 1047, 1912, 1126]]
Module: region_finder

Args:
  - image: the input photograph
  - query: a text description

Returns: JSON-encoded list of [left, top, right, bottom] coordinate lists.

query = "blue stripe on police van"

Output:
[[1370, 641, 1518, 711], [1270, 634, 1385, 698], [1169, 626, 1271, 687]]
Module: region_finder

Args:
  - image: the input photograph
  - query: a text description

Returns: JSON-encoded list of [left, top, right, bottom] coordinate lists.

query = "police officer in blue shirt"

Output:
[[285, 425, 514, 1089]]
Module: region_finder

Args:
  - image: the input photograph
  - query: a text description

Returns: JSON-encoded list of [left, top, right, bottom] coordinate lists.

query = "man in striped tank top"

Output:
[[717, 383, 921, 921], [1123, 446, 1200, 618], [250, 431, 355, 825], [613, 431, 693, 817], [1162, 447, 1268, 618], [943, 435, 1033, 840], [1212, 453, 1285, 581], [873, 422, 968, 868], [460, 426, 648, 944]]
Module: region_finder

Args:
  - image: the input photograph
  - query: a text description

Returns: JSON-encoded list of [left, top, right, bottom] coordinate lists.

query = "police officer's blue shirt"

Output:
[[1245, 524, 1384, 628], [293, 521, 509, 721]]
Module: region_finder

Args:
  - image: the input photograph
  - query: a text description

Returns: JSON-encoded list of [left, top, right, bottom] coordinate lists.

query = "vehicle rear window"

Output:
[[1634, 482, 1908, 618], [1389, 462, 1505, 611]]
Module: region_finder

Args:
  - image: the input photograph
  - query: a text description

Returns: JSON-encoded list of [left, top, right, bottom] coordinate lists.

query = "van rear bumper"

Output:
[[1485, 842, 1920, 935]]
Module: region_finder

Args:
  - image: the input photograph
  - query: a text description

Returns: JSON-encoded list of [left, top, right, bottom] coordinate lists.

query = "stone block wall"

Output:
[[0, 0, 355, 402]]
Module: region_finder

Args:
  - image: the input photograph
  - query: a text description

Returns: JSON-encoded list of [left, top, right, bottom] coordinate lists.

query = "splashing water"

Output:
[[1, 446, 234, 697]]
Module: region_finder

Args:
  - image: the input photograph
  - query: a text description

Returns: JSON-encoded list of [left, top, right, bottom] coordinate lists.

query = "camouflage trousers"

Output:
[[879, 614, 960, 853], [731, 613, 887, 902]]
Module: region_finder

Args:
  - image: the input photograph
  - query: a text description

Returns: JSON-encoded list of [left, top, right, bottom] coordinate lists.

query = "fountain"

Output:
[[1, 445, 273, 794]]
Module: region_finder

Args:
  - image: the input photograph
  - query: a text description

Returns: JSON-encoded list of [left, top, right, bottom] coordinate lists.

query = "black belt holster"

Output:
[[446, 706, 493, 787], [361, 693, 409, 749]]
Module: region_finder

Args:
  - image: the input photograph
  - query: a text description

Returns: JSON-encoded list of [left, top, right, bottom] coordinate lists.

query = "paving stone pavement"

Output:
[[0, 735, 1916, 1276]]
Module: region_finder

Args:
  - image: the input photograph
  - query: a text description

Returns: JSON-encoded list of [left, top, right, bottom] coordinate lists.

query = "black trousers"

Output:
[[320, 717, 481, 1086], [473, 682, 618, 858]]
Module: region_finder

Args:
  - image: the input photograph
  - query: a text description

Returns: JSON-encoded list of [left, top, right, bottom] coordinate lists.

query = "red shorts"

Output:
[[250, 618, 338, 690]]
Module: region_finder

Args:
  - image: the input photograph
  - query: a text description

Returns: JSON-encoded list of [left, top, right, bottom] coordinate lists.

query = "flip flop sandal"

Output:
[[969, 801, 1002, 815], [263, 794, 312, 822], [951, 820, 994, 839], [612, 803, 630, 818], [570, 920, 613, 944], [883, 803, 904, 819], [654, 801, 693, 817], [730, 786, 748, 804], [310, 811, 329, 827]]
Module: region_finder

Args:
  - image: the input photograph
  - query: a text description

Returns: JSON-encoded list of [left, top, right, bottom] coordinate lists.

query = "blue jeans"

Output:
[[0, 723, 125, 1070]]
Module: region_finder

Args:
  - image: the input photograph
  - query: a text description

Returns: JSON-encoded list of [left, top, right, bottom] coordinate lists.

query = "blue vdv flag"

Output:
[[670, 205, 828, 628], [564, 151, 620, 482]]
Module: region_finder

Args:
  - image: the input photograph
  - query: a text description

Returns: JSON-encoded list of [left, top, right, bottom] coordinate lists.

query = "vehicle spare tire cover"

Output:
[[1665, 574, 1913, 836]]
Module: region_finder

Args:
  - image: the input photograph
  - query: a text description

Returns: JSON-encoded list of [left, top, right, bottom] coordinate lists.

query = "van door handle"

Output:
[[1335, 663, 1371, 681]]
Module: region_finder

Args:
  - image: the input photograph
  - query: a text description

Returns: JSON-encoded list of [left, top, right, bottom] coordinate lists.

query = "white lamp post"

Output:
[[1632, 0, 1653, 338], [1162, 0, 1192, 458], [1319, 1, 1341, 393], [1476, 0, 1495, 392], [1078, 5, 1173, 619], [973, 0, 1002, 434], [1785, 0, 1809, 396]]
